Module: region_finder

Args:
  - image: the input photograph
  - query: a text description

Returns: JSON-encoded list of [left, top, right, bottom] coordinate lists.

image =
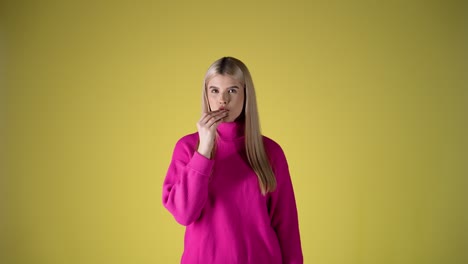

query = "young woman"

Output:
[[162, 57, 303, 264]]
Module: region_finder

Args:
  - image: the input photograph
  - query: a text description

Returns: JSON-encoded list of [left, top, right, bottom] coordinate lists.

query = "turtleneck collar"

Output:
[[216, 121, 245, 141]]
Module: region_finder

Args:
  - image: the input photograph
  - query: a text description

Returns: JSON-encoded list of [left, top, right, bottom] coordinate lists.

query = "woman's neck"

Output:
[[216, 121, 245, 141]]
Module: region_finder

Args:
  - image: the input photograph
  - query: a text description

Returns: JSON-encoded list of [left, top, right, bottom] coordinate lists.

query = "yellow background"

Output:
[[2, 0, 467, 263]]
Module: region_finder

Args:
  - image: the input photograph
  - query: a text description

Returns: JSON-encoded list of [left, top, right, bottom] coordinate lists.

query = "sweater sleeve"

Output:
[[268, 144, 303, 264], [162, 136, 214, 226]]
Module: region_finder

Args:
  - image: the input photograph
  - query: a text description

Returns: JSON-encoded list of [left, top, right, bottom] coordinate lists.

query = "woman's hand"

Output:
[[196, 109, 229, 159]]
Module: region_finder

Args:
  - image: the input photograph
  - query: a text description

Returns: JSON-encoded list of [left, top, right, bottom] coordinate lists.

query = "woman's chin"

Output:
[[222, 114, 241, 123]]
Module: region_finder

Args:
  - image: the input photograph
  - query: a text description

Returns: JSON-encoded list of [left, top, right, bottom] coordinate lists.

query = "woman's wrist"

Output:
[[197, 144, 212, 159]]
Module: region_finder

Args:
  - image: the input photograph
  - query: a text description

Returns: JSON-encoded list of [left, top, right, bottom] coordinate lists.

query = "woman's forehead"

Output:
[[207, 74, 243, 87]]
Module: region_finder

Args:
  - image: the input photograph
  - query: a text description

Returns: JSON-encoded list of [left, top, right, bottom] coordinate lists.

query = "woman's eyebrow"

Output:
[[208, 85, 240, 89]]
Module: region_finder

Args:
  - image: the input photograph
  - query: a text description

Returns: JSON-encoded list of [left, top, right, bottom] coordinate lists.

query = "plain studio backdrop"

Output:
[[1, 0, 467, 263]]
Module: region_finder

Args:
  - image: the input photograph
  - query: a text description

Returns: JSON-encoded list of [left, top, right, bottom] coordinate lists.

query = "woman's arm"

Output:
[[162, 137, 214, 226], [267, 142, 303, 264], [162, 110, 227, 225]]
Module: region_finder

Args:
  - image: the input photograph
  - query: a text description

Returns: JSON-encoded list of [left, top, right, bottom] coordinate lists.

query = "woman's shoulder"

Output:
[[262, 135, 286, 158], [171, 132, 199, 154], [175, 132, 199, 146], [261, 135, 290, 175]]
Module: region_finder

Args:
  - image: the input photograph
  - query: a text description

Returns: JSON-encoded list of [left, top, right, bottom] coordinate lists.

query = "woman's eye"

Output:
[[210, 89, 219, 93], [228, 89, 237, 93]]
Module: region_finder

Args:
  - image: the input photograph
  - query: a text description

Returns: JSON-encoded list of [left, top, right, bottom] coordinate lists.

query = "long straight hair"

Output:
[[201, 57, 277, 195]]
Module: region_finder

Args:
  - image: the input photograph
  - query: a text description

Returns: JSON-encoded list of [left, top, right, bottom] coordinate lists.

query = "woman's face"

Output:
[[206, 74, 245, 122]]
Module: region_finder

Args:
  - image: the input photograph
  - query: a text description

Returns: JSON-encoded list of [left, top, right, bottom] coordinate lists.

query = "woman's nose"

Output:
[[220, 92, 229, 104]]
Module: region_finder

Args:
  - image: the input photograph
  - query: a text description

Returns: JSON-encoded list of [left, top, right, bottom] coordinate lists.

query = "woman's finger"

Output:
[[206, 114, 226, 127], [199, 110, 218, 123], [200, 110, 228, 126]]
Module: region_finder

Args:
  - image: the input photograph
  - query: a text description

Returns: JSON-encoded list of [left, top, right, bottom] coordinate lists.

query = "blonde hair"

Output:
[[201, 57, 277, 195]]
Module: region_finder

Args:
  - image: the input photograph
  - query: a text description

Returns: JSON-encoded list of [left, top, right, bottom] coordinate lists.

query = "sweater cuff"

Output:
[[187, 151, 215, 176]]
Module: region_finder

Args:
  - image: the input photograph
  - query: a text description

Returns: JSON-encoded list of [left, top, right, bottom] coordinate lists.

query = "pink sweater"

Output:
[[162, 122, 303, 264]]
